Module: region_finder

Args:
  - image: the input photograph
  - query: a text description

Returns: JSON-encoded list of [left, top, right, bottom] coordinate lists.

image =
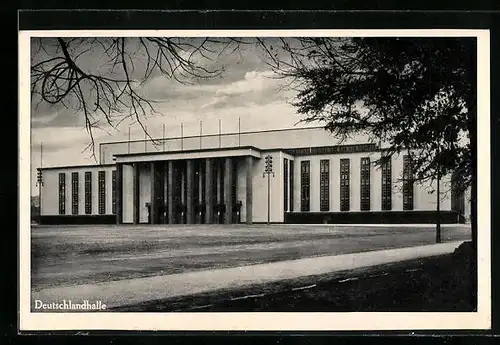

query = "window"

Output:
[[289, 160, 294, 212], [112, 170, 117, 214], [218, 160, 224, 204], [58, 173, 66, 215], [402, 155, 414, 210], [360, 157, 371, 211], [231, 160, 238, 205], [300, 161, 310, 211], [451, 171, 465, 215], [71, 172, 79, 215], [85, 171, 92, 214], [340, 159, 350, 211], [211, 161, 218, 205], [98, 171, 106, 215], [320, 159, 330, 211], [381, 156, 392, 211], [200, 161, 206, 205], [284, 158, 289, 212]]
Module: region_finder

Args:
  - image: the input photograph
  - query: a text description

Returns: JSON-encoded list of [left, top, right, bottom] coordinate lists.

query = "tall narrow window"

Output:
[[300, 160, 310, 211], [85, 171, 92, 214], [98, 171, 106, 215], [284, 158, 289, 212], [340, 159, 350, 211], [320, 159, 330, 211], [193, 161, 200, 207], [218, 160, 224, 204], [211, 161, 218, 206], [200, 161, 206, 205], [381, 156, 392, 210], [71, 172, 79, 215], [451, 171, 465, 215], [231, 160, 238, 205], [360, 157, 371, 211], [289, 160, 294, 212], [112, 170, 117, 214], [403, 155, 414, 210], [58, 173, 66, 215]]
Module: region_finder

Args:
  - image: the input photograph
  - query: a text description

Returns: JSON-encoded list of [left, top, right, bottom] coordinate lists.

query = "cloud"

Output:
[[28, 39, 312, 194], [200, 70, 287, 110]]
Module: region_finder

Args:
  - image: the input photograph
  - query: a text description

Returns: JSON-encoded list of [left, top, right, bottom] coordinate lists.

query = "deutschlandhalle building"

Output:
[[36, 126, 470, 225]]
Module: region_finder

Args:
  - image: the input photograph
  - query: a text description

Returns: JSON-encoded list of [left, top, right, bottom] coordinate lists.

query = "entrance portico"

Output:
[[113, 147, 260, 225]]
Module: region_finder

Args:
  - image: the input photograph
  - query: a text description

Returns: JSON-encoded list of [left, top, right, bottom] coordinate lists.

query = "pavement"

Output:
[[31, 240, 464, 310], [31, 224, 471, 291]]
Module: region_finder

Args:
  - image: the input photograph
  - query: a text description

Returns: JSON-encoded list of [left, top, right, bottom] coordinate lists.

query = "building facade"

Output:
[[37, 127, 470, 225]]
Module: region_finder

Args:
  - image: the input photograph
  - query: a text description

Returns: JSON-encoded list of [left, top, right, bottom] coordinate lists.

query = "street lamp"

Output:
[[263, 155, 275, 224]]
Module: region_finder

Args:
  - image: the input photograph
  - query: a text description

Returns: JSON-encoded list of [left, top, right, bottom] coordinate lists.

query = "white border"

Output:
[[19, 29, 491, 331]]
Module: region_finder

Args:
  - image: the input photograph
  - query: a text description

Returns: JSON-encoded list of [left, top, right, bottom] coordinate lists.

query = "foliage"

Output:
[[262, 37, 476, 194], [31, 37, 241, 157]]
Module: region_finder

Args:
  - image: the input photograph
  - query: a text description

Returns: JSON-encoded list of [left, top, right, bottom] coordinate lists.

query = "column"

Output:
[[205, 158, 213, 224], [150, 162, 156, 224], [186, 159, 194, 224], [133, 163, 140, 224], [167, 161, 174, 224], [116, 163, 123, 224], [224, 157, 233, 224], [246, 156, 253, 224]]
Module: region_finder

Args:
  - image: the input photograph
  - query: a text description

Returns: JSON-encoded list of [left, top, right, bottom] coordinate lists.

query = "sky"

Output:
[[29, 37, 318, 195]]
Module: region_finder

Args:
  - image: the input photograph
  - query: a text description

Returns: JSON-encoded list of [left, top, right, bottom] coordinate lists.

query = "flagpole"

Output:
[[218, 119, 221, 148], [38, 142, 43, 222], [144, 131, 147, 152], [200, 121, 203, 149], [181, 123, 184, 150], [128, 126, 131, 154], [238, 117, 241, 147], [162, 124, 166, 152]]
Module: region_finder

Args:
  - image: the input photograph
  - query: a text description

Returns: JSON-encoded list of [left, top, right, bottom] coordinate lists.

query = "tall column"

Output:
[[133, 163, 140, 224], [205, 158, 213, 224], [150, 162, 156, 224], [246, 156, 253, 224], [186, 159, 194, 224], [116, 163, 123, 224], [224, 157, 233, 224], [167, 161, 174, 224]]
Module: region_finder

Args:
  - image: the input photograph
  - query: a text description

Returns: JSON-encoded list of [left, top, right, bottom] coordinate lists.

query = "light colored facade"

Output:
[[37, 127, 469, 224]]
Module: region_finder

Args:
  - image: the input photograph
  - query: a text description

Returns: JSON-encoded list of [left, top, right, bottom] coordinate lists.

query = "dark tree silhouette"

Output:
[[31, 37, 243, 158], [258, 37, 476, 246], [31, 36, 477, 247]]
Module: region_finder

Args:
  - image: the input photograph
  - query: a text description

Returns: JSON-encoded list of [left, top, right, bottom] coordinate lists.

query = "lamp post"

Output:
[[436, 167, 441, 243], [263, 154, 275, 224], [36, 143, 43, 224], [436, 146, 442, 244]]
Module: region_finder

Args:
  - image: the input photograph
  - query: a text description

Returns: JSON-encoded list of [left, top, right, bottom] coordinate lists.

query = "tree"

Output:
[[260, 37, 477, 247], [31, 37, 243, 158], [30, 36, 477, 248]]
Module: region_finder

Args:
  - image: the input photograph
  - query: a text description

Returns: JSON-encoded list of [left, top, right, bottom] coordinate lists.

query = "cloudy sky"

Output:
[[29, 37, 319, 194]]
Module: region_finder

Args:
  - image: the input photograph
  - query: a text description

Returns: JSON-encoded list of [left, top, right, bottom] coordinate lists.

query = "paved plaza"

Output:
[[31, 224, 470, 300]]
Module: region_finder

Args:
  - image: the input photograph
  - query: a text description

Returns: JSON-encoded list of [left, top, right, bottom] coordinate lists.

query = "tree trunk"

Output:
[[469, 104, 477, 253], [436, 170, 441, 243]]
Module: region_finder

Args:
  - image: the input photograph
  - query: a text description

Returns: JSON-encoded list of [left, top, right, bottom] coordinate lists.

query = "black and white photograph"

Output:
[[19, 29, 491, 331]]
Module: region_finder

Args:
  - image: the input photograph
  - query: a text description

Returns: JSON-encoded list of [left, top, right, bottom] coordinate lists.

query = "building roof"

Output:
[[112, 145, 262, 157], [38, 163, 116, 171]]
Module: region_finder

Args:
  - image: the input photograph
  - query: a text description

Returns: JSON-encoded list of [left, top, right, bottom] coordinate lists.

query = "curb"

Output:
[[32, 241, 463, 309]]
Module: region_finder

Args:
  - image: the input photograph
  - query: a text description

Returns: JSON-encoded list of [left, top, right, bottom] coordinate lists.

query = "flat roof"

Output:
[[38, 163, 116, 171], [113, 145, 262, 158], [114, 146, 263, 164], [100, 126, 325, 147]]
